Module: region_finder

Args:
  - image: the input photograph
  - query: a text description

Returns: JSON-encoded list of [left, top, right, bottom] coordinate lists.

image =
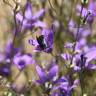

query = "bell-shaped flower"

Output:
[[13, 53, 35, 70], [73, 47, 96, 71], [29, 25, 54, 53], [35, 64, 58, 84], [16, 0, 46, 30], [51, 77, 79, 96]]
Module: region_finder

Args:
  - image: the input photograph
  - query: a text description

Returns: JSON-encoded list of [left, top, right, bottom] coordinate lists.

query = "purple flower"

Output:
[[73, 47, 96, 71], [16, 0, 46, 30], [29, 25, 54, 53], [13, 53, 35, 69], [61, 53, 71, 61], [34, 64, 58, 84], [0, 53, 5, 63], [61, 42, 96, 71], [5, 40, 21, 59], [84, 47, 96, 63], [76, 0, 96, 24], [83, 48, 96, 69], [51, 77, 79, 96], [0, 64, 10, 77], [68, 19, 91, 41]]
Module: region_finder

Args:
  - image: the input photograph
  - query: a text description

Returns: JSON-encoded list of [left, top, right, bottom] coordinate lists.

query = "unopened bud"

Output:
[[81, 0, 88, 6]]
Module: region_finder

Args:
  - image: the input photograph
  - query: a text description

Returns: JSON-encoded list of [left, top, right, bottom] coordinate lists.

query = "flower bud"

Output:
[[81, 0, 88, 6]]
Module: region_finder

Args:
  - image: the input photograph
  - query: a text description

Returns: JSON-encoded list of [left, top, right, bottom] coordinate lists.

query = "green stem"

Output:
[[69, 3, 84, 96]]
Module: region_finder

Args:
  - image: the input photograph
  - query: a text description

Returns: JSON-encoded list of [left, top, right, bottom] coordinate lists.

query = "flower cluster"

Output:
[[1, 0, 96, 96]]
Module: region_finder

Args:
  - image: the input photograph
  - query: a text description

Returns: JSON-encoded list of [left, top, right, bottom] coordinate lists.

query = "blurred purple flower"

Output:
[[0, 53, 5, 63], [16, 0, 46, 30], [51, 77, 79, 96], [73, 47, 96, 71], [76, 0, 96, 24], [68, 19, 91, 42], [61, 53, 71, 61], [29, 25, 54, 53], [84, 47, 96, 63], [0, 63, 10, 77], [13, 53, 35, 69], [61, 42, 96, 71], [35, 64, 58, 84], [5, 41, 21, 59]]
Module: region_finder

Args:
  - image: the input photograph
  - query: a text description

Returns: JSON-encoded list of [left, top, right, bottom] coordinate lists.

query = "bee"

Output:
[[36, 35, 47, 50]]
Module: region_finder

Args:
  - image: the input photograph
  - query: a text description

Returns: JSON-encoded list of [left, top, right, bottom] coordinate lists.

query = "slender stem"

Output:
[[11, 68, 24, 84], [75, 5, 85, 96], [11, 3, 19, 57], [3, 0, 13, 8], [69, 3, 84, 96], [12, 12, 17, 51], [10, 3, 20, 84], [70, 4, 84, 65], [48, 0, 58, 16], [79, 69, 85, 96]]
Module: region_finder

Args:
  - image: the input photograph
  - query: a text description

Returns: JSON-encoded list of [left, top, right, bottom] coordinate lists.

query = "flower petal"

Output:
[[24, 1, 32, 20], [88, 0, 95, 10], [16, 13, 23, 22], [86, 63, 96, 70], [32, 21, 46, 28], [28, 39, 38, 47], [32, 9, 45, 20], [61, 53, 71, 60], [36, 65, 47, 84], [47, 65, 58, 80], [84, 48, 96, 63]]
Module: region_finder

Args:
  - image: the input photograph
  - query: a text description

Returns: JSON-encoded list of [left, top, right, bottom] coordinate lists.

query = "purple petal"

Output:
[[32, 9, 45, 20], [61, 53, 71, 60], [60, 82, 69, 90], [88, 0, 95, 10], [86, 63, 96, 70], [76, 5, 87, 17], [64, 42, 74, 48], [35, 79, 46, 84], [13, 54, 34, 69], [41, 26, 54, 47], [84, 48, 96, 63], [22, 19, 32, 28], [36, 65, 47, 83], [34, 46, 43, 52], [0, 54, 4, 62], [0, 65, 10, 77], [16, 13, 23, 22], [24, 1, 32, 20], [73, 79, 79, 85], [73, 66, 81, 71], [32, 21, 46, 28], [54, 76, 68, 84], [70, 79, 79, 89], [47, 29, 54, 46], [47, 65, 58, 80], [44, 47, 52, 53], [28, 39, 38, 47], [5, 41, 20, 59]]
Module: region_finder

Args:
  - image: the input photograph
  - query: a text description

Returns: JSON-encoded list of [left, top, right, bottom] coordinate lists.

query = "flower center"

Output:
[[18, 60, 25, 66]]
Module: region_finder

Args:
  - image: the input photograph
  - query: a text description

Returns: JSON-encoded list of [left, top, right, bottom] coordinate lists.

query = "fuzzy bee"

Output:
[[36, 35, 47, 50]]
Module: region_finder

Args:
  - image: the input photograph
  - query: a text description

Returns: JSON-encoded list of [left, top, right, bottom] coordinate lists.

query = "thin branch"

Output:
[[48, 0, 58, 16], [3, 0, 13, 8]]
